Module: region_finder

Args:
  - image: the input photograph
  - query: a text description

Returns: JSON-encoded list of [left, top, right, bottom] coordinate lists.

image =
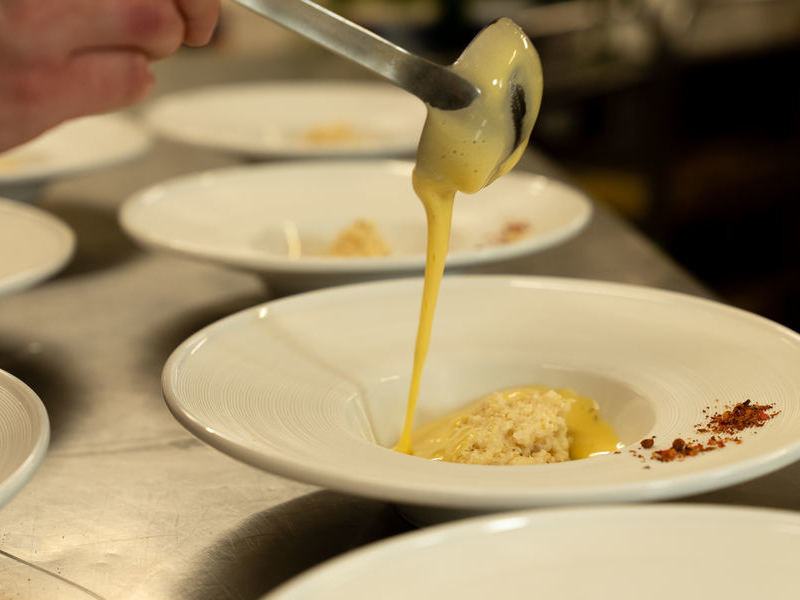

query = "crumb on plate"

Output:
[[326, 219, 391, 257]]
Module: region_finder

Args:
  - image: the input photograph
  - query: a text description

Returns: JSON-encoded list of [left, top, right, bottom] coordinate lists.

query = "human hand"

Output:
[[0, 0, 220, 152]]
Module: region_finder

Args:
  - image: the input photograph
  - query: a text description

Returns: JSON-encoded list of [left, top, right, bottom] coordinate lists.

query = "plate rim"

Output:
[[143, 80, 426, 158], [119, 159, 593, 275], [162, 275, 800, 510], [0, 369, 50, 508], [0, 198, 76, 296], [0, 113, 152, 185], [261, 503, 800, 599]]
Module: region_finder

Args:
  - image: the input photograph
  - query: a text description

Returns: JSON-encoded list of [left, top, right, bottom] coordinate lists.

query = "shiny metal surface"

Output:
[[233, 0, 478, 109], [0, 48, 798, 599]]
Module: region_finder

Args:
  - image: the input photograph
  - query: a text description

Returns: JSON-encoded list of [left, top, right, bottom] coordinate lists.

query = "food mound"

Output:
[[301, 122, 363, 145], [326, 219, 391, 257], [413, 388, 574, 465]]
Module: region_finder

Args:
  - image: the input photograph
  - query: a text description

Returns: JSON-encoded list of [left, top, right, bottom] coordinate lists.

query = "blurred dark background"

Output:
[[327, 0, 800, 331]]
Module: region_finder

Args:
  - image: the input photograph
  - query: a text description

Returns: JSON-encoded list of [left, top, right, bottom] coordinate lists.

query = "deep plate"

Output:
[[0, 370, 50, 508], [0, 198, 75, 296], [263, 505, 800, 599], [162, 276, 800, 521], [0, 114, 151, 202], [143, 81, 426, 158], [120, 160, 591, 292]]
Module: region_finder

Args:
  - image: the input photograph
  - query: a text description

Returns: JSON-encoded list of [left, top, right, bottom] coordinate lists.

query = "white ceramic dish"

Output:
[[162, 276, 800, 523], [120, 160, 591, 292], [0, 198, 75, 296], [263, 504, 800, 600], [0, 114, 151, 202], [143, 81, 426, 158], [0, 370, 50, 509]]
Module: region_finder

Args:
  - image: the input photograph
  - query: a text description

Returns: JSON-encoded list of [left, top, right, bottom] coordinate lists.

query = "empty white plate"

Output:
[[120, 160, 592, 292], [162, 276, 800, 523], [143, 81, 426, 158], [0, 114, 151, 202], [0, 370, 49, 509], [0, 198, 75, 296], [263, 504, 800, 599]]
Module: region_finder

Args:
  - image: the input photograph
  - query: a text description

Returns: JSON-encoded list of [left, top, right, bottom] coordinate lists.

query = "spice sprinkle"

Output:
[[646, 399, 779, 463]]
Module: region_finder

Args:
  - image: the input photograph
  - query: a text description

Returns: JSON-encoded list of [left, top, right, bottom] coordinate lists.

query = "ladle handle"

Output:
[[233, 0, 478, 110]]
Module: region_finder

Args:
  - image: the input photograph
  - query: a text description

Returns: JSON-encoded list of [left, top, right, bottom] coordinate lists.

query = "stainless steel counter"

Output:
[[1, 47, 798, 599]]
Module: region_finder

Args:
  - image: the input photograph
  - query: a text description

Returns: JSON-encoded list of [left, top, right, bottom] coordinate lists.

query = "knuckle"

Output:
[[125, 0, 183, 57]]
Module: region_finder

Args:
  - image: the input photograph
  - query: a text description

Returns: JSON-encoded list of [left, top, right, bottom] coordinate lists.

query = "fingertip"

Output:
[[183, 22, 217, 48], [179, 0, 221, 48]]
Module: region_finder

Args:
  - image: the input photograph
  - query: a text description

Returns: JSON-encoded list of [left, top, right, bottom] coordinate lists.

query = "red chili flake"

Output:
[[494, 221, 531, 244], [645, 399, 779, 463], [652, 438, 706, 462], [640, 438, 654, 449], [706, 400, 779, 435]]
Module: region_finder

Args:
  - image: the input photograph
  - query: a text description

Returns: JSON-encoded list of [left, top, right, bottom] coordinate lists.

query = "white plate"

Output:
[[0, 114, 151, 202], [263, 504, 800, 600], [0, 198, 75, 296], [0, 370, 49, 509], [120, 160, 591, 292], [162, 276, 800, 522], [143, 81, 426, 158]]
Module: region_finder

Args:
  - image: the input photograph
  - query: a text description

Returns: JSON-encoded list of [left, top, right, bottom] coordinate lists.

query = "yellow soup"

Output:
[[408, 386, 619, 465], [395, 18, 543, 455], [394, 19, 619, 463]]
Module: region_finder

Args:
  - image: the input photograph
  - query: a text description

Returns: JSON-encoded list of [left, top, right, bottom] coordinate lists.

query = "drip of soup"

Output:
[[393, 19, 618, 461], [395, 18, 543, 455]]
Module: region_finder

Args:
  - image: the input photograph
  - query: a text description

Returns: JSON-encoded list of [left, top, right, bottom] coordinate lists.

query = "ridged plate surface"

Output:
[[163, 276, 800, 514], [0, 370, 49, 508]]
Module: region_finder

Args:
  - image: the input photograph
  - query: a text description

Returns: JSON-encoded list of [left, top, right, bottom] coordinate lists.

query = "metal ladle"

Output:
[[233, 0, 480, 110]]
